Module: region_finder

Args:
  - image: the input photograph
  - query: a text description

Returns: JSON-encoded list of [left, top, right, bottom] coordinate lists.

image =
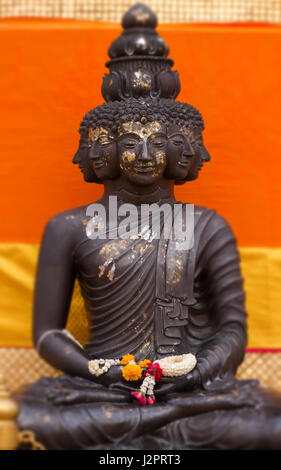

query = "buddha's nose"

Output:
[[184, 140, 195, 157], [202, 145, 211, 162], [138, 141, 151, 162], [89, 145, 100, 160], [72, 149, 80, 164]]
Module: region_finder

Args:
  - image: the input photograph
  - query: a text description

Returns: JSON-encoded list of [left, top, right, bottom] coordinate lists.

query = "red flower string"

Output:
[[143, 362, 163, 382]]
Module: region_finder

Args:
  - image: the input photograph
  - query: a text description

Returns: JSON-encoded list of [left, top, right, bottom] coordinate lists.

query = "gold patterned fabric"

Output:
[[0, 0, 280, 24], [0, 347, 61, 394], [237, 352, 281, 392]]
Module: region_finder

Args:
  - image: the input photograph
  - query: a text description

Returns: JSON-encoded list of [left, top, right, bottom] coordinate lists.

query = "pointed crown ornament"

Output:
[[101, 3, 180, 101]]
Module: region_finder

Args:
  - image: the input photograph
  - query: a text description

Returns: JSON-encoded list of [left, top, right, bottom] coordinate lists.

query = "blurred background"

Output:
[[0, 0, 281, 392]]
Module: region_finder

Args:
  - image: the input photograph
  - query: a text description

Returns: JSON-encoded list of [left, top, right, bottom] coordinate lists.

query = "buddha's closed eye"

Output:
[[169, 134, 185, 146], [97, 136, 114, 146], [151, 138, 166, 148], [122, 140, 140, 149]]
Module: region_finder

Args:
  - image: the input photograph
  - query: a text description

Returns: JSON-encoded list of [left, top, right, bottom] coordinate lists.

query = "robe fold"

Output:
[[16, 205, 281, 450]]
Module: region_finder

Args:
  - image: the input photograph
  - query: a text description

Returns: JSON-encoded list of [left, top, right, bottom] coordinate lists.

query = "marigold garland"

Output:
[[120, 354, 135, 365], [122, 363, 143, 381], [139, 359, 150, 367]]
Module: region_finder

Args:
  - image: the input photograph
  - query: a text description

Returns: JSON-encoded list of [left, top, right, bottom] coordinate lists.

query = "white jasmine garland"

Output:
[[156, 354, 197, 377], [88, 358, 120, 376]]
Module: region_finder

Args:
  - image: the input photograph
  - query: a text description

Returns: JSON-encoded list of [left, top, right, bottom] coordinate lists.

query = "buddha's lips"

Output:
[[134, 166, 156, 173], [93, 160, 105, 169], [178, 154, 192, 167]]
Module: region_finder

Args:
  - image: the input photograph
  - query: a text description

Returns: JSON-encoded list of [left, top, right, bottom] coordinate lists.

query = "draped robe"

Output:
[[16, 203, 281, 450]]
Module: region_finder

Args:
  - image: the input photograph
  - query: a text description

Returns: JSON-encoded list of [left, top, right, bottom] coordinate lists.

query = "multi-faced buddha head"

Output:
[[72, 127, 119, 184], [88, 127, 119, 181], [117, 120, 168, 186], [173, 126, 211, 184], [73, 98, 209, 185], [72, 141, 97, 183], [165, 124, 195, 180]]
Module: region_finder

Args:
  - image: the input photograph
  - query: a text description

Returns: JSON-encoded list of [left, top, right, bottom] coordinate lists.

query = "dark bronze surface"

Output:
[[16, 3, 281, 450]]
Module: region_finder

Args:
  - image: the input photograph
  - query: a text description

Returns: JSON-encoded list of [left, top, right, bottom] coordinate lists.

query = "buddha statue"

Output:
[[16, 4, 281, 450]]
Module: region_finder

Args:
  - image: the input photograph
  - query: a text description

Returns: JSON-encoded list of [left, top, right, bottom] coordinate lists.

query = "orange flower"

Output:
[[139, 359, 150, 368], [120, 354, 135, 365], [122, 363, 143, 381]]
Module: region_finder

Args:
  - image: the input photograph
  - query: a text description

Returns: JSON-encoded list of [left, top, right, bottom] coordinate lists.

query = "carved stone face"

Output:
[[118, 121, 167, 186], [89, 127, 120, 180], [72, 145, 98, 183], [183, 127, 211, 182], [165, 125, 195, 180], [194, 127, 211, 171]]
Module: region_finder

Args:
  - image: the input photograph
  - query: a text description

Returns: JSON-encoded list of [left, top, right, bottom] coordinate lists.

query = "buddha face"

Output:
[[165, 125, 195, 180], [183, 128, 211, 182], [194, 127, 211, 172], [118, 121, 167, 186], [72, 145, 98, 183], [89, 127, 120, 180]]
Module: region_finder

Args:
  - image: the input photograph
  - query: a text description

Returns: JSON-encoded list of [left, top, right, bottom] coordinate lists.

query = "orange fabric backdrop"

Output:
[[0, 20, 281, 246]]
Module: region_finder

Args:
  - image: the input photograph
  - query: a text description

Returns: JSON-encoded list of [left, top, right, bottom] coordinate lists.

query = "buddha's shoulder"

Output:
[[45, 205, 90, 228], [41, 204, 94, 244], [192, 204, 235, 237], [177, 203, 233, 232]]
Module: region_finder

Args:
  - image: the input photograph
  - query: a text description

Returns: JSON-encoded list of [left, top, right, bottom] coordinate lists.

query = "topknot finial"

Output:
[[102, 3, 181, 102], [122, 3, 157, 29]]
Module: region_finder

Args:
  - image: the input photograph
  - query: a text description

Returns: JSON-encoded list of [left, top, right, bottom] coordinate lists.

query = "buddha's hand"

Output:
[[46, 385, 129, 406], [154, 368, 201, 398], [88, 364, 124, 387], [45, 366, 129, 405]]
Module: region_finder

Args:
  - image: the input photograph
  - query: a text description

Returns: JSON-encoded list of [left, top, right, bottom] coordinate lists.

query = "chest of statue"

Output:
[[74, 234, 158, 288]]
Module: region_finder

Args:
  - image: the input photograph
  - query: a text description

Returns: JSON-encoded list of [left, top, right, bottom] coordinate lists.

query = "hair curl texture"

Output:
[[78, 98, 204, 145]]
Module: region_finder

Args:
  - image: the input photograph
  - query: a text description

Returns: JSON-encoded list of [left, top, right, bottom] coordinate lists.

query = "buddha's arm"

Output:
[[155, 214, 246, 397], [194, 213, 247, 390], [33, 213, 93, 381]]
